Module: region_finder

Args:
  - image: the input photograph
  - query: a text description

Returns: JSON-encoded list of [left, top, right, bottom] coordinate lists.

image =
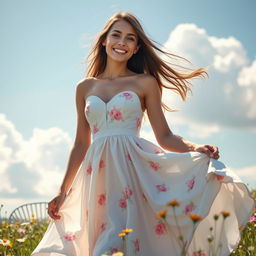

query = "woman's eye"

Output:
[[128, 37, 135, 41]]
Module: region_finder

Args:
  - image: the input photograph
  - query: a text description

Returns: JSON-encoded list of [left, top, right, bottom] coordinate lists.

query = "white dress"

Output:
[[31, 90, 255, 256]]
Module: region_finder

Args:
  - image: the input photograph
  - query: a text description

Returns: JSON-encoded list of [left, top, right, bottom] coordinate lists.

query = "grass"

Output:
[[0, 189, 255, 256]]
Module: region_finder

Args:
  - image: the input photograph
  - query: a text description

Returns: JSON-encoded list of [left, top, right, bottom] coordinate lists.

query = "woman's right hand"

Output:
[[47, 193, 66, 220]]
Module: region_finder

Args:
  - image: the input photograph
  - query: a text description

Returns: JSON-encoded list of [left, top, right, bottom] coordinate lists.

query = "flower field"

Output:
[[0, 189, 255, 256]]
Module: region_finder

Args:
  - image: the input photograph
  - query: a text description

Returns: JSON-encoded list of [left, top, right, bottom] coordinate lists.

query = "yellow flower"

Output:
[[121, 228, 133, 234], [31, 213, 36, 218], [118, 232, 126, 237], [221, 211, 230, 219], [238, 225, 243, 230], [156, 210, 167, 219], [112, 252, 124, 256], [166, 200, 180, 207], [188, 214, 202, 223]]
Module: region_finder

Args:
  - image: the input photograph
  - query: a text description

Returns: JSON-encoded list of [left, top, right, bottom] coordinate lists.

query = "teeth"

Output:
[[114, 48, 126, 53]]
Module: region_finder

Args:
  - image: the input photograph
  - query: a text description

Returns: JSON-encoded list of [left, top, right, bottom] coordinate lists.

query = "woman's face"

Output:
[[102, 19, 140, 63]]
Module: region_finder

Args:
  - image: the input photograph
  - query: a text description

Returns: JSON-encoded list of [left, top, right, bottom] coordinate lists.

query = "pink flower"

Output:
[[123, 92, 132, 100], [17, 228, 26, 234], [136, 117, 141, 128], [85, 105, 90, 115], [110, 248, 119, 253], [192, 252, 206, 256], [123, 187, 133, 200], [183, 202, 196, 214], [155, 222, 167, 235], [98, 193, 106, 205], [186, 177, 195, 191], [215, 174, 224, 181], [119, 198, 127, 209], [100, 222, 106, 232], [93, 124, 99, 134], [149, 161, 160, 171], [86, 164, 92, 175], [127, 153, 132, 161], [133, 238, 140, 252], [99, 159, 105, 169], [64, 232, 76, 241], [249, 216, 256, 222], [156, 184, 167, 192], [109, 108, 123, 121]]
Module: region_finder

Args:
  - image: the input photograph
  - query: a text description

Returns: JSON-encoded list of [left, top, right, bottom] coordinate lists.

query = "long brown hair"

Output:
[[84, 12, 208, 112]]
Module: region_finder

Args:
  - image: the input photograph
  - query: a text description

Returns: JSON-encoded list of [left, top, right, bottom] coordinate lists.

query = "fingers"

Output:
[[47, 199, 61, 220], [205, 145, 220, 159]]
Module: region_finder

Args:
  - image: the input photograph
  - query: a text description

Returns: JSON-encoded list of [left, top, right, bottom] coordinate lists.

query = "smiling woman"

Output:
[[31, 11, 255, 256]]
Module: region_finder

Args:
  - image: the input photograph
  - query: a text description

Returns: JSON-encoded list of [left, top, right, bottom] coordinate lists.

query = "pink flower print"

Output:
[[155, 222, 167, 235], [123, 92, 133, 100], [149, 161, 160, 171], [98, 193, 106, 205], [86, 164, 92, 175], [136, 117, 141, 128], [183, 202, 196, 214], [186, 176, 195, 191], [109, 107, 123, 121], [127, 153, 132, 161], [142, 192, 147, 202], [215, 174, 224, 181], [133, 238, 140, 252], [99, 159, 105, 169], [110, 248, 119, 253], [154, 149, 164, 154], [192, 252, 206, 256], [123, 187, 133, 200], [119, 197, 127, 209], [85, 105, 90, 115], [156, 184, 168, 192], [64, 232, 76, 241], [93, 124, 99, 134], [100, 222, 106, 232]]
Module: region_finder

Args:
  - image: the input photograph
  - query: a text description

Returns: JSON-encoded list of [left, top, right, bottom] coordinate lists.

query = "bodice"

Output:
[[84, 90, 144, 141]]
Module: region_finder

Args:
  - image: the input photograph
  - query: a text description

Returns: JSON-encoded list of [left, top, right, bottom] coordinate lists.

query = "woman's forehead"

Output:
[[109, 20, 137, 36]]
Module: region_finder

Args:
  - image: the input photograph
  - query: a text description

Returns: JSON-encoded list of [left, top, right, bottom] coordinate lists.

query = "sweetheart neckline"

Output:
[[85, 90, 144, 112]]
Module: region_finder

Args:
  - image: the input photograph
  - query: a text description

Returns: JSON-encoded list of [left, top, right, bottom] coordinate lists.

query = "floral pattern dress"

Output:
[[31, 90, 255, 256]]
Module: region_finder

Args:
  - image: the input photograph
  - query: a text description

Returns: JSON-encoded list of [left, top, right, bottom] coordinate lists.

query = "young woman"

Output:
[[31, 12, 254, 256]]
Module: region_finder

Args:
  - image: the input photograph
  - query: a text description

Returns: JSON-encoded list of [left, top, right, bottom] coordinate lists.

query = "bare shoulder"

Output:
[[75, 77, 95, 99], [137, 74, 161, 99]]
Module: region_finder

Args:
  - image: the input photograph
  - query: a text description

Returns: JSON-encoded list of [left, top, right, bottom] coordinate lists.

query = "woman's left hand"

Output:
[[193, 144, 220, 159]]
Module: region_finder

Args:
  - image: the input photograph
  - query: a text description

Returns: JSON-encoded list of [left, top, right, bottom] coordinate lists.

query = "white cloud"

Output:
[[155, 23, 256, 138], [0, 114, 72, 203], [234, 165, 256, 190]]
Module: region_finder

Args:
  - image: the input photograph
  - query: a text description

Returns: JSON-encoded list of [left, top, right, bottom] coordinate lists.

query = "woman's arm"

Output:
[[142, 75, 219, 159], [58, 79, 91, 196]]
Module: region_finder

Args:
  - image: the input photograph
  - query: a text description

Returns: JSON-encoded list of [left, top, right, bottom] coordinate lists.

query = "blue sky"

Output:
[[1, 0, 256, 215]]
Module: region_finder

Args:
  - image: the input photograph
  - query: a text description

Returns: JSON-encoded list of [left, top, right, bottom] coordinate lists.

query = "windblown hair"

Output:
[[84, 12, 208, 112]]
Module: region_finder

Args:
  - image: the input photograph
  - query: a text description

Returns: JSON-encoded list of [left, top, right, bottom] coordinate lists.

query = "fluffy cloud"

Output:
[[0, 114, 72, 204], [151, 23, 256, 138]]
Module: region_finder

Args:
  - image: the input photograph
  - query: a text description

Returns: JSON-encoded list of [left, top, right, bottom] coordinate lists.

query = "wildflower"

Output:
[[213, 214, 219, 221], [112, 252, 124, 256], [248, 246, 254, 251], [249, 216, 256, 222], [118, 232, 126, 237], [166, 200, 180, 207], [188, 214, 202, 223], [221, 211, 230, 219], [17, 228, 26, 234], [121, 228, 133, 234], [156, 210, 167, 220], [16, 237, 27, 243]]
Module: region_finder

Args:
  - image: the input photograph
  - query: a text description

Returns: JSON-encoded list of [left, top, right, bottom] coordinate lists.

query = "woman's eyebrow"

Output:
[[112, 29, 136, 37]]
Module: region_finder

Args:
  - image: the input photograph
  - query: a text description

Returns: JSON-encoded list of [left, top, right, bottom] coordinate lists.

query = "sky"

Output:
[[0, 0, 256, 216]]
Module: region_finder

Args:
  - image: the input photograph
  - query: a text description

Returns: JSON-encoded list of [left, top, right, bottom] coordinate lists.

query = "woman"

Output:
[[31, 12, 254, 256]]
